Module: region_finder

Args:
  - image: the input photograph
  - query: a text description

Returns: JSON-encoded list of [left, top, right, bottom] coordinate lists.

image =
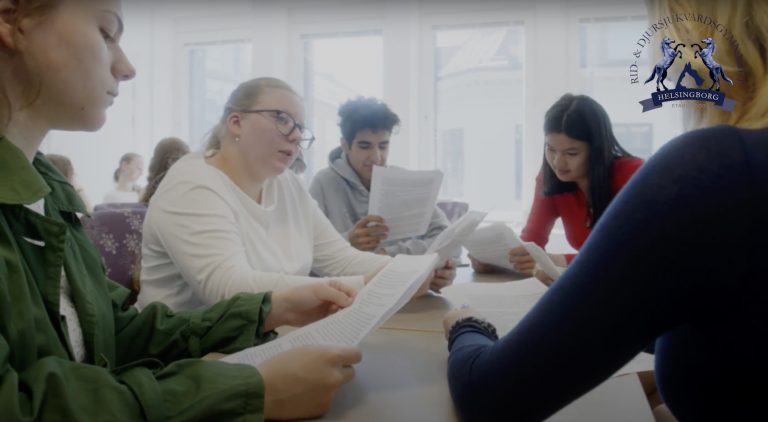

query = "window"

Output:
[[433, 23, 525, 214], [576, 15, 682, 158], [301, 32, 383, 179], [439, 128, 465, 198], [579, 17, 648, 69], [613, 123, 653, 159], [187, 41, 252, 149]]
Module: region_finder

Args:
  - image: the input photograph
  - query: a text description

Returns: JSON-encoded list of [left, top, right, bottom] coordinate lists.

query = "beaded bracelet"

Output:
[[448, 316, 499, 341]]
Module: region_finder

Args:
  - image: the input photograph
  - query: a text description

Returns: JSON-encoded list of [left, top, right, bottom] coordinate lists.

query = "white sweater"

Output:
[[137, 152, 390, 311]]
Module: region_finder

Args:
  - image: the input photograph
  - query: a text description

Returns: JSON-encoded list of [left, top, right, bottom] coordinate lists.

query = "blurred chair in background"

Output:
[[83, 206, 147, 304]]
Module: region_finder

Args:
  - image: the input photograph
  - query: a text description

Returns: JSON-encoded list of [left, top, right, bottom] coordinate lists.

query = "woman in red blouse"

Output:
[[472, 94, 643, 282]]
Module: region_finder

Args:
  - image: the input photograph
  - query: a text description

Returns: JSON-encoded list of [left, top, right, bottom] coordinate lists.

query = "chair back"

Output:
[[93, 202, 146, 212], [83, 206, 147, 303]]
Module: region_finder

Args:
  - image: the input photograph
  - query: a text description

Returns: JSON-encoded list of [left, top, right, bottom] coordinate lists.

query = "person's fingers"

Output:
[[510, 254, 534, 264], [361, 225, 389, 237], [444, 259, 456, 269], [516, 261, 536, 272], [328, 279, 357, 301], [537, 275, 553, 286], [533, 267, 553, 284], [354, 218, 369, 229], [353, 237, 379, 251], [469, 256, 489, 272], [358, 234, 384, 244], [315, 282, 355, 308], [360, 233, 387, 243], [338, 365, 356, 384], [509, 246, 528, 256], [352, 228, 371, 241], [361, 214, 386, 225], [334, 346, 363, 366], [359, 242, 380, 251], [430, 272, 454, 293]]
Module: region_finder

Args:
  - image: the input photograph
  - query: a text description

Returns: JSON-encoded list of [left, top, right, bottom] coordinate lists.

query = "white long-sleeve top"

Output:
[[137, 152, 390, 311]]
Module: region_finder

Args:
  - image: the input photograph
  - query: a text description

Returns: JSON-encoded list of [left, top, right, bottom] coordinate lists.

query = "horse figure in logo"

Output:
[[644, 37, 685, 91], [691, 37, 733, 91], [675, 62, 705, 89]]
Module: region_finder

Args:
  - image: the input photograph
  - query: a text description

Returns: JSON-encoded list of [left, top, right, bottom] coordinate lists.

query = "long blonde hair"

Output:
[[648, 0, 768, 129], [205, 77, 298, 151], [0, 0, 62, 130]]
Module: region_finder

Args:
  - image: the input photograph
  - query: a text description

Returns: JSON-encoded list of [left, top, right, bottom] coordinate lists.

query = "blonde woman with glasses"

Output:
[[139, 77, 455, 311]]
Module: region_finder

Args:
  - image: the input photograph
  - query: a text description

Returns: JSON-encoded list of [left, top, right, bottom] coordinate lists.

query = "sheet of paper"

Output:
[[464, 223, 565, 278], [426, 210, 486, 264], [442, 278, 547, 335], [522, 241, 564, 280], [614, 352, 655, 377], [222, 254, 439, 367], [463, 223, 524, 271], [368, 166, 443, 241]]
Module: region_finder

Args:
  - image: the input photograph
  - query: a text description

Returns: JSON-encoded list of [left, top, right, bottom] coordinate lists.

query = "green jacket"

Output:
[[0, 137, 274, 421]]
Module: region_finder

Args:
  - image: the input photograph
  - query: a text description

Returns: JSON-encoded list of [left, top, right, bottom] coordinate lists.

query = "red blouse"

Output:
[[520, 157, 643, 264]]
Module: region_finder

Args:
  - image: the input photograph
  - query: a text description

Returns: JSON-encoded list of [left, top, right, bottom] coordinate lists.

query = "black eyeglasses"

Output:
[[238, 109, 316, 149]]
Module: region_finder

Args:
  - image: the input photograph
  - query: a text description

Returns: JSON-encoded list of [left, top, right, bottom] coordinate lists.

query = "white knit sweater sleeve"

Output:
[[144, 183, 332, 305]]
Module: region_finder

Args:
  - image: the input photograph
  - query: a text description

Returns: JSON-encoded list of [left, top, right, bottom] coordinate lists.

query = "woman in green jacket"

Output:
[[0, 1, 362, 420]]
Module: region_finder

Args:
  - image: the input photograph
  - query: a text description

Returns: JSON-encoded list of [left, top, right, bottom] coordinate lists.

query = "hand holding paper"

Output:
[[464, 223, 566, 279], [464, 223, 522, 272], [266, 280, 358, 330], [368, 166, 443, 241], [521, 242, 564, 280], [222, 254, 439, 367], [426, 210, 487, 265]]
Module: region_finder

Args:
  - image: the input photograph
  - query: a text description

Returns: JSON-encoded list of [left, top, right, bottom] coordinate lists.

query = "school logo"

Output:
[[639, 37, 735, 112], [629, 14, 743, 113]]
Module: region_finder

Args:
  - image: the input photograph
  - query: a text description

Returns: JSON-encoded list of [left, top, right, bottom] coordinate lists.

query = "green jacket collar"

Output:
[[0, 136, 87, 213]]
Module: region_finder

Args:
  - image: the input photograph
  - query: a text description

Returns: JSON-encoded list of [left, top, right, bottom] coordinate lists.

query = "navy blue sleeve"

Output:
[[447, 126, 768, 421]]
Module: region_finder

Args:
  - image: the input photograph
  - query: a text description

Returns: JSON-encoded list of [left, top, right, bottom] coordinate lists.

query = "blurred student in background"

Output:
[[103, 151, 143, 203], [46, 153, 93, 212], [139, 136, 189, 204]]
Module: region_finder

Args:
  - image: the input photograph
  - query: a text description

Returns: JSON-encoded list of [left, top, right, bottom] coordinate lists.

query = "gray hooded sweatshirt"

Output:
[[309, 147, 449, 256]]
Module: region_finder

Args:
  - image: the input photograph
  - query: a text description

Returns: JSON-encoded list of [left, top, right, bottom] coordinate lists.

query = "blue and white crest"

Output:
[[638, 36, 736, 112]]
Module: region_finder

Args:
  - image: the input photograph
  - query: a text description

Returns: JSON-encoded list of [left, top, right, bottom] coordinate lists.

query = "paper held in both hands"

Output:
[[368, 166, 443, 241], [222, 254, 439, 367], [426, 210, 487, 264], [464, 223, 565, 279]]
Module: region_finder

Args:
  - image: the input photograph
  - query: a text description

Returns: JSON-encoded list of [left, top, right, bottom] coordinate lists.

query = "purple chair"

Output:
[[83, 206, 147, 303], [93, 202, 146, 212], [437, 200, 470, 223]]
